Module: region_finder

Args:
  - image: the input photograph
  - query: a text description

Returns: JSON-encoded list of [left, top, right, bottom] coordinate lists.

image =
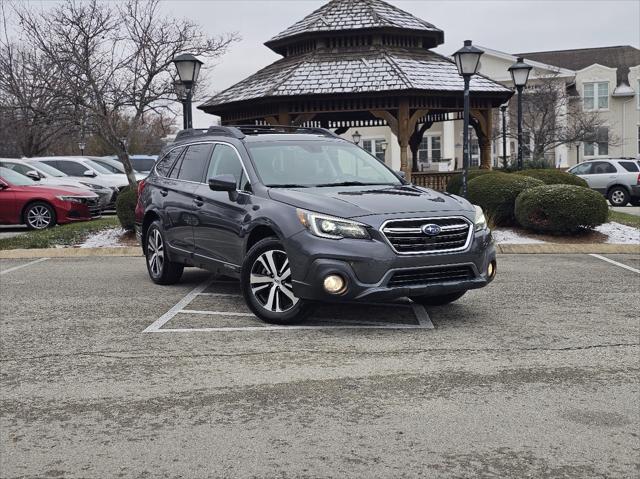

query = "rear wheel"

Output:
[[608, 187, 629, 207], [24, 202, 56, 230], [241, 237, 311, 324], [410, 291, 466, 306], [145, 220, 184, 285]]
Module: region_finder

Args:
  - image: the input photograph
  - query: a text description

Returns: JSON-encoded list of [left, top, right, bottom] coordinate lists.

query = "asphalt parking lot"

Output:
[[1, 253, 639, 478]]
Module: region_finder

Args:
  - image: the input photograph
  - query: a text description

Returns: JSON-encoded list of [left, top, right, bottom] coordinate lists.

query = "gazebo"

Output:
[[199, 0, 513, 179]]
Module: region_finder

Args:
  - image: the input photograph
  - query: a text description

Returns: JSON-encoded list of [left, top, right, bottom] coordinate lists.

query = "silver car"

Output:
[[567, 158, 640, 206]]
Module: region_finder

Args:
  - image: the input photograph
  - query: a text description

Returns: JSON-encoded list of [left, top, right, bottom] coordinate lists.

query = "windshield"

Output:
[[85, 159, 114, 175], [0, 166, 36, 186], [130, 158, 156, 171], [30, 160, 67, 177], [246, 140, 401, 187]]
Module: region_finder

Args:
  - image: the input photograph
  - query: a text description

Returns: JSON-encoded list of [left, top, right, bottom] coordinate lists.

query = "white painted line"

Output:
[[154, 323, 431, 333], [143, 278, 214, 332], [589, 254, 640, 274], [181, 309, 255, 317], [196, 293, 242, 298], [411, 303, 435, 329], [0, 257, 49, 276]]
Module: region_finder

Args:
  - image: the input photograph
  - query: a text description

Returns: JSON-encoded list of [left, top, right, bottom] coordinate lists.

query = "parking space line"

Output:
[[156, 323, 430, 333], [143, 278, 214, 332], [411, 303, 435, 329], [0, 258, 49, 276], [181, 309, 256, 317], [589, 254, 640, 274], [196, 293, 241, 298]]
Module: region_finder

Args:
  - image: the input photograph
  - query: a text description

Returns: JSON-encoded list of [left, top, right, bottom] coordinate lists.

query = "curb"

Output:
[[0, 244, 637, 259], [0, 247, 142, 259]]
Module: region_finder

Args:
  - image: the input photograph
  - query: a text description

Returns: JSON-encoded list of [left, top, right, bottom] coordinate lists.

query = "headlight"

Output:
[[78, 182, 101, 190], [56, 196, 84, 204], [474, 205, 487, 231], [296, 209, 370, 240]]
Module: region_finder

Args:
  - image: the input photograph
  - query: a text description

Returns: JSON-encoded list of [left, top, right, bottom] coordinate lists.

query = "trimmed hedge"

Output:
[[115, 186, 137, 231], [515, 184, 608, 234], [467, 173, 544, 226], [445, 170, 493, 195], [517, 169, 588, 187]]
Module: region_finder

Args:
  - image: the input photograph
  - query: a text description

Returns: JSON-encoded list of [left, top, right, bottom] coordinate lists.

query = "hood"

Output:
[[268, 184, 472, 219], [22, 184, 98, 197], [38, 178, 91, 190]]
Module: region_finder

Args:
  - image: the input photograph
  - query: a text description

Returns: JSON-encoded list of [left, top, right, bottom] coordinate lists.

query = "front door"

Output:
[[193, 143, 251, 268], [0, 183, 17, 224], [587, 161, 618, 193]]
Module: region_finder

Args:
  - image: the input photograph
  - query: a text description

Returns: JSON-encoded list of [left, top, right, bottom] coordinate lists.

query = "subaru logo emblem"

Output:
[[421, 223, 442, 236]]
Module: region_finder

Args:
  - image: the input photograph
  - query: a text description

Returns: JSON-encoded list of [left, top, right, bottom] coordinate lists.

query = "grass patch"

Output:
[[0, 217, 120, 250], [608, 210, 640, 229]]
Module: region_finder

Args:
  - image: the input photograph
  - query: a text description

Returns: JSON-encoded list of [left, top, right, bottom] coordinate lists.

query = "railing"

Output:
[[410, 171, 459, 192]]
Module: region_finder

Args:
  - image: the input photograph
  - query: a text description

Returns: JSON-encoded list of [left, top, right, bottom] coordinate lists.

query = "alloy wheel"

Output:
[[26, 205, 52, 229], [147, 228, 165, 277], [611, 190, 625, 205], [249, 249, 298, 313]]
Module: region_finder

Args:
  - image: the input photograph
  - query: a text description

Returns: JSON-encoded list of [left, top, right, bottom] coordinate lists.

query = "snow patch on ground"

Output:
[[594, 222, 640, 245], [492, 229, 546, 244], [79, 228, 126, 248]]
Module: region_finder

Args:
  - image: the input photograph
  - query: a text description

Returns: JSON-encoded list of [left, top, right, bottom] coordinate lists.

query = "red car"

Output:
[[0, 167, 101, 229]]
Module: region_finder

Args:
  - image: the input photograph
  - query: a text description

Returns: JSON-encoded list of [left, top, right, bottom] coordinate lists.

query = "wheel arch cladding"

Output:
[[142, 210, 161, 253], [246, 224, 280, 253]]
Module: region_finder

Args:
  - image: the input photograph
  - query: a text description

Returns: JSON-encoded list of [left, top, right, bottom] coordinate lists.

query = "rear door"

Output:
[[193, 143, 252, 268], [587, 161, 618, 193]]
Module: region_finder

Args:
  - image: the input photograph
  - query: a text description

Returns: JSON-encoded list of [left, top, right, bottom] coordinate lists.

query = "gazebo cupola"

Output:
[[200, 0, 512, 177]]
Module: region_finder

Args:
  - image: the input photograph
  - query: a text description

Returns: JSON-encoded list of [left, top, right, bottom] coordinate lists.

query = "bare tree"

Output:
[[13, 0, 238, 186], [507, 74, 616, 165]]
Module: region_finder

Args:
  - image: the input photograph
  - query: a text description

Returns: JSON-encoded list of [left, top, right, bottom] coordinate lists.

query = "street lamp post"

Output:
[[172, 53, 203, 129], [352, 130, 362, 146], [500, 104, 508, 168], [508, 57, 533, 170], [174, 80, 189, 130], [453, 40, 484, 198], [381, 140, 388, 164], [78, 141, 86, 156]]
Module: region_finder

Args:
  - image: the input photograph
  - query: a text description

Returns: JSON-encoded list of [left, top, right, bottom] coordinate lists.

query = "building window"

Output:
[[417, 136, 442, 166], [583, 82, 609, 110], [362, 138, 386, 162], [584, 127, 609, 157], [470, 139, 480, 167]]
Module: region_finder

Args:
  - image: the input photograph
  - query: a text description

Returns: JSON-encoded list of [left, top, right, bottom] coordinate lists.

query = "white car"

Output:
[[0, 158, 114, 209], [90, 157, 147, 181], [567, 158, 640, 206]]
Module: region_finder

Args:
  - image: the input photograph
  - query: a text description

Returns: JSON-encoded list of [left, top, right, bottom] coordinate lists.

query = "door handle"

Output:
[[160, 189, 168, 197], [193, 196, 204, 207]]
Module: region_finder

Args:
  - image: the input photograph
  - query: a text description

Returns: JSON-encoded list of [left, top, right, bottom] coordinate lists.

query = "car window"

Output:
[[53, 160, 90, 176], [155, 148, 183, 177], [85, 159, 113, 175], [168, 150, 186, 179], [0, 166, 36, 185], [30, 161, 66, 177], [591, 161, 617, 174], [618, 161, 639, 172], [0, 162, 31, 175], [570, 163, 592, 175], [94, 160, 122, 174], [177, 144, 213, 182], [207, 144, 244, 187], [130, 158, 156, 172]]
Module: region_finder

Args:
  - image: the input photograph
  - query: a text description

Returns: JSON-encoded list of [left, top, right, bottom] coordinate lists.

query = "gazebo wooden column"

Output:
[[471, 108, 493, 170]]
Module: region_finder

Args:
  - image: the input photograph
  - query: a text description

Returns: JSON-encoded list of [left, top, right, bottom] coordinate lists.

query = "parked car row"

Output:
[[567, 158, 640, 206], [0, 155, 157, 230]]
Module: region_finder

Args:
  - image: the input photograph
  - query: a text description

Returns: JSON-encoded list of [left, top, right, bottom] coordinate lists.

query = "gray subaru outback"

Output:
[[136, 126, 496, 324]]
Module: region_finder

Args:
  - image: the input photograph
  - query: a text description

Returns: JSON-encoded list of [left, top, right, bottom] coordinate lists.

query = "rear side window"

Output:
[[618, 161, 639, 172], [55, 160, 90, 176], [591, 161, 617, 174], [155, 148, 183, 177], [177, 144, 213, 182]]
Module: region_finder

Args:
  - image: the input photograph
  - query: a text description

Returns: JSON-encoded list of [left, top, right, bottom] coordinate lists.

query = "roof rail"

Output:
[[232, 125, 339, 139], [206, 126, 246, 139], [174, 128, 209, 141]]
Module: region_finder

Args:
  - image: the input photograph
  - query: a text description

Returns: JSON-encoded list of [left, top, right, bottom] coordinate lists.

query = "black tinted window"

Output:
[[207, 144, 243, 186], [592, 162, 616, 174], [178, 144, 213, 182], [156, 148, 183, 177], [618, 161, 639, 172], [131, 158, 156, 172], [54, 161, 89, 176]]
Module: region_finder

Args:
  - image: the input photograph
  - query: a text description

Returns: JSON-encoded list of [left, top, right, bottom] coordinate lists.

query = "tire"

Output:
[[145, 220, 184, 285], [608, 187, 629, 207], [410, 291, 466, 306], [241, 237, 311, 324], [24, 201, 56, 230]]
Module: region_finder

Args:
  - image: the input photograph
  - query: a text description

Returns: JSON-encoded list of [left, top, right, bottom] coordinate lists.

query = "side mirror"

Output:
[[0, 181, 8, 190], [84, 169, 97, 177], [26, 170, 41, 181], [208, 174, 237, 192], [395, 170, 406, 179]]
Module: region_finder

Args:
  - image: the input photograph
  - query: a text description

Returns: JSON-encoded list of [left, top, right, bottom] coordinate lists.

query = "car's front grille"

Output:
[[388, 265, 475, 287], [381, 217, 472, 254], [86, 198, 101, 217]]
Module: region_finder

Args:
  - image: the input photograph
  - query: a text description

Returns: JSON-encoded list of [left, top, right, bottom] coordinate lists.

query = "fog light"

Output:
[[487, 261, 496, 279], [323, 274, 346, 294]]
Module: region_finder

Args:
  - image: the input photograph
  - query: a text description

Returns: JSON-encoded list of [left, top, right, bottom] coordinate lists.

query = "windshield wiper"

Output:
[[266, 184, 309, 188], [314, 181, 390, 187]]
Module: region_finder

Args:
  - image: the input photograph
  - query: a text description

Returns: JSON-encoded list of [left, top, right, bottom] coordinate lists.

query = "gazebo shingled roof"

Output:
[[199, 0, 513, 177]]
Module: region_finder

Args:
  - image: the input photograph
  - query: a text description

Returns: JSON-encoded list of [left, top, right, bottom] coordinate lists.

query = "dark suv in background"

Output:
[[136, 126, 496, 324]]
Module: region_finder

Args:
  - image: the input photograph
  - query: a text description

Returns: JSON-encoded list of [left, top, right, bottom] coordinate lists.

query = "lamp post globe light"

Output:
[[172, 53, 204, 129], [352, 130, 362, 145], [453, 40, 484, 198], [508, 57, 533, 170]]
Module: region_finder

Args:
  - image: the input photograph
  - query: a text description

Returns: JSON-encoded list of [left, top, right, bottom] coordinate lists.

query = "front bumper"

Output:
[[287, 228, 496, 302]]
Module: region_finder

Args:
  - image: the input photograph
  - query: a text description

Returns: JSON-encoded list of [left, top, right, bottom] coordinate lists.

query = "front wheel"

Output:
[[608, 187, 629, 207], [24, 202, 56, 230], [145, 220, 184, 285], [241, 237, 311, 324], [410, 291, 466, 306]]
